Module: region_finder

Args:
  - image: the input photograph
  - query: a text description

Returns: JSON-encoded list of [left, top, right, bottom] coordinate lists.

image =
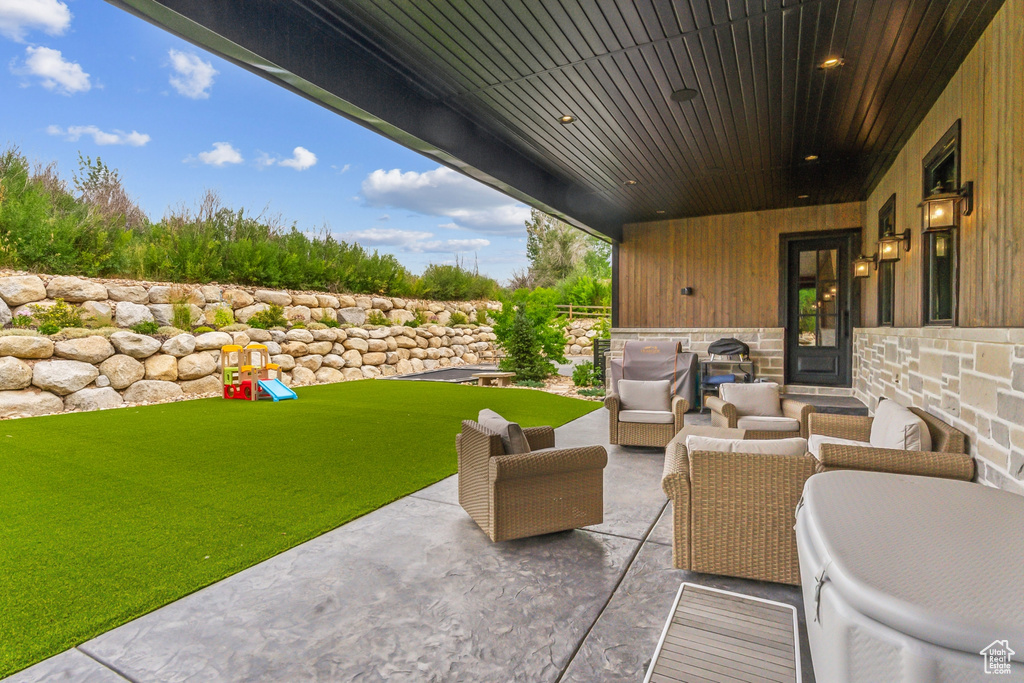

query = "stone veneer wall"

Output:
[[854, 327, 1024, 496], [610, 328, 784, 384]]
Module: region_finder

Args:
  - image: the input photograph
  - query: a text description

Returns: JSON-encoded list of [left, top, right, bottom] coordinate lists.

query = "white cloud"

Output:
[[0, 0, 71, 42], [14, 45, 89, 94], [341, 228, 490, 254], [167, 49, 217, 99], [186, 142, 243, 167], [278, 146, 317, 171], [331, 163, 351, 174], [46, 124, 150, 147], [361, 166, 530, 235]]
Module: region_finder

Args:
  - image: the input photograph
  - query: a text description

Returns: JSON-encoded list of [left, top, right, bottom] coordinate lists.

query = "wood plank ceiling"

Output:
[[113, 0, 1005, 237]]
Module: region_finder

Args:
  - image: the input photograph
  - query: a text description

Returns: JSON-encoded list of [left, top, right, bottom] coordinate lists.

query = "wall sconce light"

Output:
[[876, 229, 912, 262], [853, 254, 876, 278], [920, 181, 973, 232]]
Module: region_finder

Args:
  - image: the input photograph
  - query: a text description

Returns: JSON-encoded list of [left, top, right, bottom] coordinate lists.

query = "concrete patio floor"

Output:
[[8, 408, 814, 682]]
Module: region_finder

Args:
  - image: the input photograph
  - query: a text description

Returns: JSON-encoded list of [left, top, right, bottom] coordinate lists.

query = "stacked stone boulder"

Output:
[[0, 271, 501, 419], [563, 318, 601, 356]]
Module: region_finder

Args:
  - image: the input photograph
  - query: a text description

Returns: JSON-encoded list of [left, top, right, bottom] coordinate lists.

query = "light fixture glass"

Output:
[[820, 57, 844, 69], [921, 195, 958, 232], [558, 114, 575, 124], [853, 255, 875, 278], [797, 194, 809, 199], [804, 155, 819, 161], [623, 180, 637, 186], [877, 236, 902, 262]]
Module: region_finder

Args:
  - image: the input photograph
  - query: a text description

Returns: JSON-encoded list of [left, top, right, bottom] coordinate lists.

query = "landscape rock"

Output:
[[285, 329, 314, 343], [234, 303, 269, 323], [110, 332, 162, 359], [316, 294, 340, 309], [193, 331, 232, 351], [105, 285, 149, 304], [290, 294, 319, 307], [123, 380, 183, 403], [281, 341, 308, 356], [271, 354, 295, 371], [200, 286, 223, 302], [366, 339, 388, 353], [387, 309, 415, 324], [371, 297, 393, 311], [0, 299, 9, 327], [80, 301, 112, 324], [179, 375, 222, 395], [145, 354, 178, 381], [0, 336, 54, 359], [147, 285, 205, 305], [0, 275, 47, 306], [346, 327, 369, 340], [343, 338, 369, 353], [341, 349, 362, 367], [295, 354, 323, 371], [32, 360, 99, 395], [342, 368, 364, 380], [223, 289, 255, 309], [264, 341, 282, 355], [230, 332, 250, 347], [269, 330, 287, 344], [338, 307, 367, 326], [362, 352, 387, 366], [54, 336, 115, 364], [0, 357, 33, 390], [284, 306, 311, 323], [114, 301, 154, 328], [246, 328, 272, 342], [0, 389, 63, 418], [177, 353, 217, 380], [254, 290, 292, 306], [321, 353, 344, 370], [149, 303, 202, 327], [95, 374, 110, 388], [46, 276, 107, 303], [161, 334, 196, 357], [306, 341, 333, 356], [380, 364, 398, 377], [291, 366, 316, 385], [310, 329, 335, 342], [65, 387, 123, 412], [361, 365, 382, 378], [99, 354, 145, 389], [315, 367, 345, 384]]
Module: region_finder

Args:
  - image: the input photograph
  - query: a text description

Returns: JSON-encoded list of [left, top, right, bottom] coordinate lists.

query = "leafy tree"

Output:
[[524, 209, 611, 286], [492, 287, 567, 380]]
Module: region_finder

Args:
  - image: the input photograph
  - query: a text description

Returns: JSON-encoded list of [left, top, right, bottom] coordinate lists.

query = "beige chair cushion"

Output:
[[618, 409, 674, 424], [618, 379, 671, 412], [736, 415, 801, 432], [807, 434, 871, 459], [478, 409, 531, 455], [719, 382, 783, 417], [685, 435, 807, 456], [870, 399, 932, 451]]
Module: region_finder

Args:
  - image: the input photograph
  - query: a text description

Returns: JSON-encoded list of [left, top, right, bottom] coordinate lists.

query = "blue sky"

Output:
[[0, 0, 532, 280]]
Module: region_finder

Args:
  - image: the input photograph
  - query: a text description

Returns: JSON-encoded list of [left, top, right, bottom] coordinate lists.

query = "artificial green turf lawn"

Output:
[[0, 380, 600, 676]]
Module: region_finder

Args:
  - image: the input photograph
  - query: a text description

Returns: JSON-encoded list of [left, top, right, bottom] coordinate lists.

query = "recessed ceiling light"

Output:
[[670, 88, 699, 103], [819, 57, 844, 69], [797, 194, 810, 199], [656, 210, 666, 214], [558, 114, 575, 124], [623, 180, 638, 186], [804, 154, 819, 161]]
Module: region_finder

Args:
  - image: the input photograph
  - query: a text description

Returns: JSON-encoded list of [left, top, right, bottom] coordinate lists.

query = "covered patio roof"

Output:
[[106, 0, 1004, 241]]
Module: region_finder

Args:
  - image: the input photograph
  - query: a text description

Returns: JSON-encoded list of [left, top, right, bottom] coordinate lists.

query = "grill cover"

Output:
[[608, 341, 697, 407]]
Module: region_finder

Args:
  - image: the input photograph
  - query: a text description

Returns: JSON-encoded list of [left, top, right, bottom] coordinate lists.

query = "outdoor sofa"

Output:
[[605, 379, 688, 447]]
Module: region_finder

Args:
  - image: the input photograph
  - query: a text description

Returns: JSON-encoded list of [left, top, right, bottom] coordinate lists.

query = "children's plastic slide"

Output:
[[257, 378, 298, 401]]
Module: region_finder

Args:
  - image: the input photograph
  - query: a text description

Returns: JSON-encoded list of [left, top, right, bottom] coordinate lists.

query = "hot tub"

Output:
[[796, 471, 1024, 682]]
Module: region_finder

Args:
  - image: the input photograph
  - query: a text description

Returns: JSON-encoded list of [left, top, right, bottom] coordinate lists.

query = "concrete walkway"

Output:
[[8, 409, 814, 682]]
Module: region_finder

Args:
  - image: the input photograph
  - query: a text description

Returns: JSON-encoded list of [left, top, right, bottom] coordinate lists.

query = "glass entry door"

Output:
[[785, 234, 855, 386]]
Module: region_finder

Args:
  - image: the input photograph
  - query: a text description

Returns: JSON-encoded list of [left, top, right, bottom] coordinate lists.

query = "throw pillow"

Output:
[[719, 382, 783, 417], [618, 379, 671, 412], [478, 409, 532, 455], [869, 399, 932, 451]]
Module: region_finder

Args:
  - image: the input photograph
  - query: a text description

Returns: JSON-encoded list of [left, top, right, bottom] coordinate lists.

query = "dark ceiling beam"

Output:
[[105, 0, 625, 241]]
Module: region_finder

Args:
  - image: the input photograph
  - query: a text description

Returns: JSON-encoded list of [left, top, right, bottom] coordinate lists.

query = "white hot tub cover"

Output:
[[798, 471, 1024, 657]]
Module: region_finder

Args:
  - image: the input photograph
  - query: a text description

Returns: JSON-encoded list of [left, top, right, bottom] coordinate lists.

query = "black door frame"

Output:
[[778, 228, 862, 387]]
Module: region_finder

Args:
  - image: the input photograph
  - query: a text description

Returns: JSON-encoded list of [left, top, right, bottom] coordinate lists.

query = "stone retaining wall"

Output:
[[0, 324, 498, 419], [0, 271, 500, 329], [854, 327, 1024, 496], [563, 318, 600, 356]]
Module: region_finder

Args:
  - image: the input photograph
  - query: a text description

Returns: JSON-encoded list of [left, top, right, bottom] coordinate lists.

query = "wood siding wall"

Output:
[[618, 202, 863, 328], [862, 0, 1024, 328]]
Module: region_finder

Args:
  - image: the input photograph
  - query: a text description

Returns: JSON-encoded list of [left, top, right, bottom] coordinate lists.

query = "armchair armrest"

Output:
[[661, 438, 691, 498], [604, 393, 620, 444], [817, 443, 975, 481], [809, 412, 873, 442], [672, 395, 689, 431], [490, 445, 608, 483], [523, 426, 555, 451], [705, 395, 737, 429], [781, 399, 815, 438], [603, 393, 620, 415]]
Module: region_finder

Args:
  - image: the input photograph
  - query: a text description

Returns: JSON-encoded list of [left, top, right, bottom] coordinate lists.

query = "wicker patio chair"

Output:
[[605, 392, 688, 448], [456, 420, 607, 542], [706, 383, 814, 439], [661, 429, 817, 585], [808, 409, 974, 480]]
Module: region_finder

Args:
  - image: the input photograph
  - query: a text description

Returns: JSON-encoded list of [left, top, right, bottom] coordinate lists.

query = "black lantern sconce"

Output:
[[876, 228, 912, 262], [853, 253, 876, 279], [919, 181, 973, 233]]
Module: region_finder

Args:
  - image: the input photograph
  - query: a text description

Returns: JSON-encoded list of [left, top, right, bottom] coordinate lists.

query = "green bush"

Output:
[[289, 321, 306, 329], [170, 304, 193, 331], [514, 379, 545, 388], [449, 311, 468, 325], [577, 387, 605, 397], [30, 299, 82, 333], [10, 314, 33, 328], [366, 310, 388, 326], [130, 320, 159, 334], [592, 316, 611, 340], [213, 307, 234, 328], [321, 318, 340, 328], [493, 288, 567, 381], [193, 326, 214, 334], [557, 271, 611, 308], [415, 261, 498, 301], [247, 304, 288, 329], [475, 310, 488, 325], [403, 310, 429, 328], [571, 361, 598, 387]]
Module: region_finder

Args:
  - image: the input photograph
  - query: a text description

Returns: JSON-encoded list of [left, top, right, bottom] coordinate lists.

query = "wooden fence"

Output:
[[556, 304, 611, 320]]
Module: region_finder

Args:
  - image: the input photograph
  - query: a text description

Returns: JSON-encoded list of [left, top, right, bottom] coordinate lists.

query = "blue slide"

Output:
[[257, 378, 298, 402]]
